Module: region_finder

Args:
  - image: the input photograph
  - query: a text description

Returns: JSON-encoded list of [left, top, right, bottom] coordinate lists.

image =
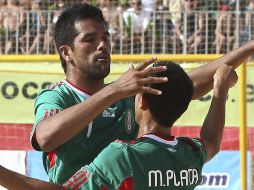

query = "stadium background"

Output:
[[0, 0, 254, 189]]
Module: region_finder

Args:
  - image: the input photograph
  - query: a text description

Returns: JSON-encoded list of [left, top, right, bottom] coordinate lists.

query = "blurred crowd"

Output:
[[0, 0, 254, 54]]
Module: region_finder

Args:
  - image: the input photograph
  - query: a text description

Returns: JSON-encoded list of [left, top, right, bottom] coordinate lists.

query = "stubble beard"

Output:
[[82, 63, 110, 80]]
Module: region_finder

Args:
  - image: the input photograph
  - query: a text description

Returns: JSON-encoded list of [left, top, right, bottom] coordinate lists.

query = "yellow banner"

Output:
[[0, 62, 253, 126]]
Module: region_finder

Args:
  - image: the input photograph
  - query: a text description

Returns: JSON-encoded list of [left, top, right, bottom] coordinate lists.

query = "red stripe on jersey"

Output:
[[115, 139, 137, 144], [44, 110, 49, 119], [66, 169, 90, 187], [65, 79, 92, 95], [48, 82, 63, 89], [101, 185, 108, 190], [48, 151, 56, 169], [118, 177, 134, 190], [50, 109, 54, 116], [72, 173, 91, 190]]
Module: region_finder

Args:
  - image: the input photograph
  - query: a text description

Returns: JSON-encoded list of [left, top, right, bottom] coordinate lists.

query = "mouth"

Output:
[[97, 53, 110, 62]]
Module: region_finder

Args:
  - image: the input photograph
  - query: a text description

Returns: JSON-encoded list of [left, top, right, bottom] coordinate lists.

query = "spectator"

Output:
[[214, 3, 237, 53], [0, 0, 6, 54], [217, 0, 237, 11], [242, 0, 254, 43], [153, 0, 175, 53], [19, 0, 47, 54], [2, 0, 25, 54], [123, 0, 151, 34], [123, 0, 152, 53], [141, 0, 155, 12], [19, 0, 31, 10], [168, 0, 184, 25], [98, 0, 121, 53], [175, 0, 205, 53], [42, 0, 66, 54], [199, 0, 219, 53]]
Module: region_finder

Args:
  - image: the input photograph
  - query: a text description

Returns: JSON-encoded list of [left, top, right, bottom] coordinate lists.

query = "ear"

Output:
[[140, 94, 149, 111], [59, 45, 73, 62]]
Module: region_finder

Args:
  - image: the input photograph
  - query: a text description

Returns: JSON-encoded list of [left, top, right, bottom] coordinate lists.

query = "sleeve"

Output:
[[63, 143, 134, 190], [30, 89, 67, 150], [63, 166, 110, 190], [179, 137, 207, 165], [191, 138, 207, 164], [92, 143, 133, 188]]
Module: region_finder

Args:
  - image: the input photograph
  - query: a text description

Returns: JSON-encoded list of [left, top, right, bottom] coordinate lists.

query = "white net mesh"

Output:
[[0, 0, 252, 55]]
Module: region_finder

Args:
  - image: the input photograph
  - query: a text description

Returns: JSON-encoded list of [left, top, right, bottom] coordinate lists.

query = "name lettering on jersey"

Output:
[[125, 109, 135, 134], [102, 110, 115, 118], [148, 169, 199, 187]]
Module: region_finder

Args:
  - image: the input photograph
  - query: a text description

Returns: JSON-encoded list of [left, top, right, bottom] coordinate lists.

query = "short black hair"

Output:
[[54, 3, 105, 73], [144, 61, 193, 127]]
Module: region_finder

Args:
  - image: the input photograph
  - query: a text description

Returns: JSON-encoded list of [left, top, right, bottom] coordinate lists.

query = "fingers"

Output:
[[213, 64, 238, 90], [137, 76, 168, 95], [229, 70, 238, 88], [128, 64, 134, 69], [139, 76, 168, 85], [141, 86, 163, 95], [138, 65, 167, 77], [135, 56, 157, 71]]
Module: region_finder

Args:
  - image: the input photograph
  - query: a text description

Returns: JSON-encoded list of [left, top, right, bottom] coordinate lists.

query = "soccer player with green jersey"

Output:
[[0, 61, 237, 189], [29, 2, 254, 185]]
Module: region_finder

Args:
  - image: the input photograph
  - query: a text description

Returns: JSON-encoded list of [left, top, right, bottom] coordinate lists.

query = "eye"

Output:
[[103, 35, 110, 42], [83, 37, 95, 42]]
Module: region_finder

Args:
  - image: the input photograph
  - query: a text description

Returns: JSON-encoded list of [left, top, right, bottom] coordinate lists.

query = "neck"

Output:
[[138, 117, 172, 138], [66, 72, 105, 94]]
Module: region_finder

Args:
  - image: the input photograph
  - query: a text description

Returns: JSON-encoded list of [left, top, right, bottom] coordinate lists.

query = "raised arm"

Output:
[[188, 40, 254, 99], [0, 165, 65, 190], [200, 64, 238, 161], [35, 57, 168, 152]]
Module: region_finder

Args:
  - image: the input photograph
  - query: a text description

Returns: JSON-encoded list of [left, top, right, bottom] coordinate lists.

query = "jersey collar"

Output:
[[142, 133, 178, 146], [63, 79, 91, 98]]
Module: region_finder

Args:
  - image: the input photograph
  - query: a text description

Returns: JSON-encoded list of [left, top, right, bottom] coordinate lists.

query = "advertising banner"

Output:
[[196, 151, 252, 190], [0, 63, 254, 125]]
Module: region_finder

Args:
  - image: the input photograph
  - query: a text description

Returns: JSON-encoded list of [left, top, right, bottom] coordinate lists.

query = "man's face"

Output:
[[131, 0, 142, 11], [70, 19, 111, 79], [184, 0, 197, 11]]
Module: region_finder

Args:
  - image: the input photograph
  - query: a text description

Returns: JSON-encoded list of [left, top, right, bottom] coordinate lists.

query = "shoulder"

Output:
[[177, 137, 207, 163], [93, 140, 135, 164], [37, 81, 64, 95], [36, 81, 71, 101], [35, 81, 70, 108], [177, 137, 204, 151]]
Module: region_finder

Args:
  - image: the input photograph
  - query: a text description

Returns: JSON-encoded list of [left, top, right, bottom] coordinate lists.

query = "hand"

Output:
[[213, 64, 238, 97], [109, 57, 168, 99]]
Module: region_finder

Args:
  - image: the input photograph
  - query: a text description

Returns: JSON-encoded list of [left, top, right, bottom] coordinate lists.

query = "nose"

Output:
[[97, 40, 108, 51]]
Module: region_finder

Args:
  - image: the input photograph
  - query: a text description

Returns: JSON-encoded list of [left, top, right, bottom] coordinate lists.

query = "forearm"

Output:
[[36, 84, 121, 152], [189, 40, 254, 99], [0, 166, 31, 190], [0, 166, 65, 190], [200, 92, 227, 161]]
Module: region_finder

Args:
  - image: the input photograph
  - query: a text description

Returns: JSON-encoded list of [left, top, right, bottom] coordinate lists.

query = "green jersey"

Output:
[[30, 80, 137, 184], [64, 134, 207, 190]]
